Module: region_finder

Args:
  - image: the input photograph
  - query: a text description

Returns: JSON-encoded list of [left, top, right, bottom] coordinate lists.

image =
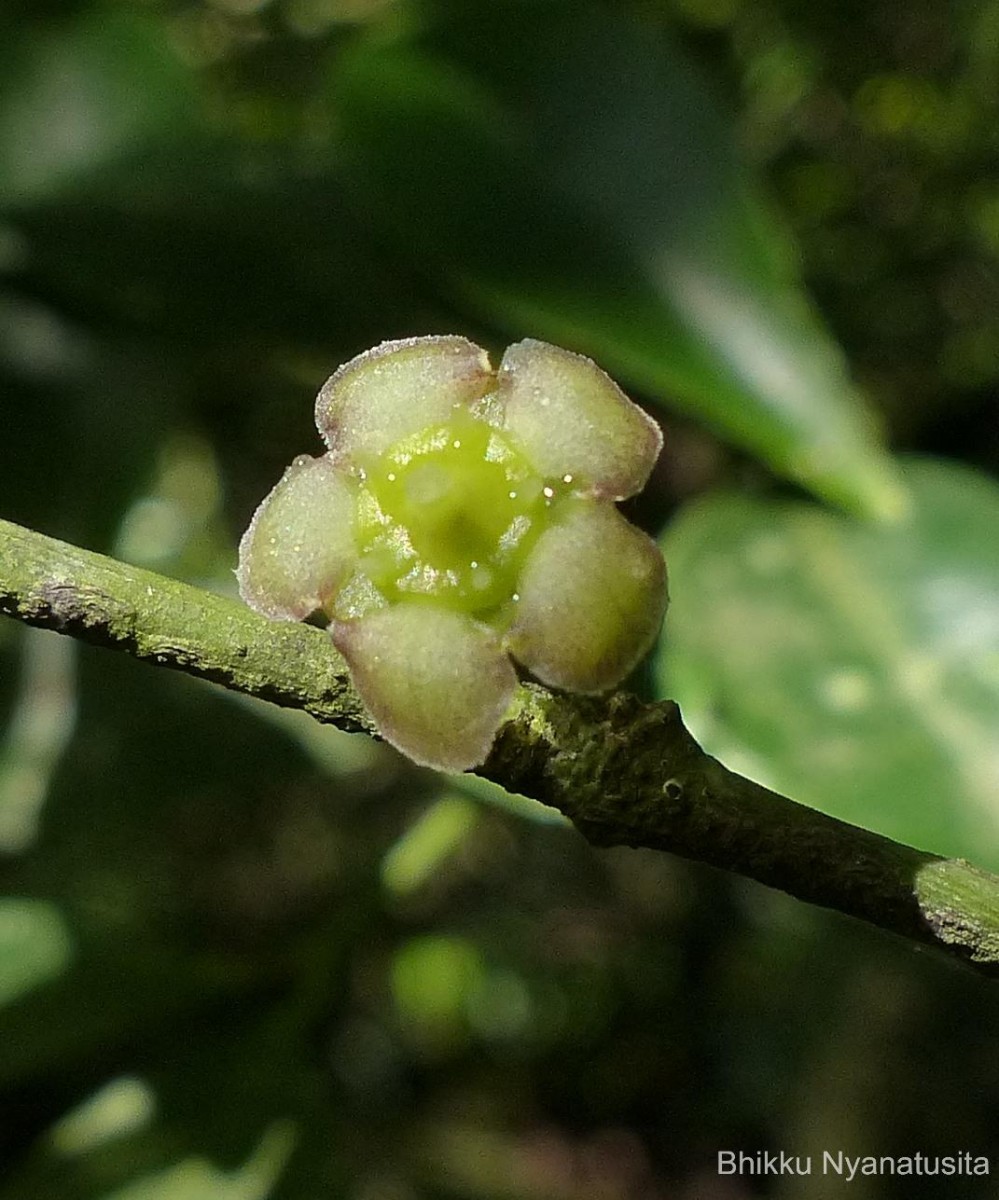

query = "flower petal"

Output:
[[498, 339, 662, 499], [331, 605, 517, 771], [315, 336, 494, 464], [505, 503, 667, 692], [237, 454, 357, 620]]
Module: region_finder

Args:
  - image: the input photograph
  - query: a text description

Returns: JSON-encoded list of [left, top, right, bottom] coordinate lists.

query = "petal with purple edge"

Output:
[[237, 454, 357, 620], [332, 605, 517, 771], [315, 336, 493, 464], [505, 503, 667, 692], [498, 339, 662, 500]]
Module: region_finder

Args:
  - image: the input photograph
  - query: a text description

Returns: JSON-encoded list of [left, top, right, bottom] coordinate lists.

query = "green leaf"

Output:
[[0, 7, 200, 206], [94, 1122, 295, 1200], [9, 164, 439, 355], [0, 649, 344, 1088], [0, 898, 73, 1008], [655, 457, 999, 866], [330, 0, 904, 517], [381, 794, 479, 895]]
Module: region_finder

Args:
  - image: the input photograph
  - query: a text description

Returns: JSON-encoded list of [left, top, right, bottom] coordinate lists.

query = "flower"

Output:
[[237, 336, 667, 771]]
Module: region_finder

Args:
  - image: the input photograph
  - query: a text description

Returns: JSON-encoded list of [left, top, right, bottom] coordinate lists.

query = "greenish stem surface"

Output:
[[3, 516, 999, 977]]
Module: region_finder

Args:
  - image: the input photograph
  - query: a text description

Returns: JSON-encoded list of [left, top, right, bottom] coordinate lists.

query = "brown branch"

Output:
[[3, 516, 999, 977]]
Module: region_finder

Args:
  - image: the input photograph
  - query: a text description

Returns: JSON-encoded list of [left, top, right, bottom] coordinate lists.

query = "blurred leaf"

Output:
[[330, 0, 904, 516], [0, 6, 201, 206], [0, 627, 78, 854], [0, 646, 349, 1088], [0, 332, 174, 550], [391, 934, 484, 1050], [0, 897, 73, 1008], [381, 794, 478, 895], [95, 1120, 295, 1200], [448, 770, 570, 827], [48, 1076, 157, 1157], [3, 1002, 349, 1200], [9, 161, 450, 360], [655, 456, 999, 865]]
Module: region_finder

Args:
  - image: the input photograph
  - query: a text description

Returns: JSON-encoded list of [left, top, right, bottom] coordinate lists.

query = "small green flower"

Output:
[[238, 336, 667, 771]]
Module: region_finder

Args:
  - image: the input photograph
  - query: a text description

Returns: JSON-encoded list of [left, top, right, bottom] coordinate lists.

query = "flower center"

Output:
[[352, 414, 551, 616]]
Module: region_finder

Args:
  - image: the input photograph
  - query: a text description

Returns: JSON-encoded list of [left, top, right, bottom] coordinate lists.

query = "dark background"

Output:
[[2, 1, 999, 1197]]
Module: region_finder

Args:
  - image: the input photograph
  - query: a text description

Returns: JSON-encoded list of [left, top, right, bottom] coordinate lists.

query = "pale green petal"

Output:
[[505, 503, 667, 691], [315, 336, 494, 464], [498, 339, 662, 499], [331, 606, 517, 771], [237, 454, 357, 620]]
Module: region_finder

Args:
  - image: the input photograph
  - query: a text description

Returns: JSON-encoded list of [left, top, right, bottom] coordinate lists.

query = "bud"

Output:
[[238, 337, 667, 770]]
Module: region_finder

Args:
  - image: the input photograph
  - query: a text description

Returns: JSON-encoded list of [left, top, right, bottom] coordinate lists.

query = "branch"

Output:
[[3, 516, 999, 977]]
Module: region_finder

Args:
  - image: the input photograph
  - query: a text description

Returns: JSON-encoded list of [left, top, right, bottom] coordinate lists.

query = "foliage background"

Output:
[[2, 0, 999, 1196]]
